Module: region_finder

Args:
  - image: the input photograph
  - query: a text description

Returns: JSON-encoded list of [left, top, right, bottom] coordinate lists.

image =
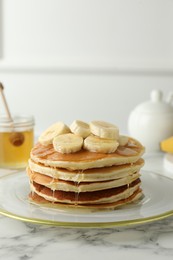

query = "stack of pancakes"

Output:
[[27, 125, 145, 210]]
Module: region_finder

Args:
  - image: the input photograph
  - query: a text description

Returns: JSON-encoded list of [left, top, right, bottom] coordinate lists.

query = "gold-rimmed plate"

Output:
[[0, 170, 173, 228]]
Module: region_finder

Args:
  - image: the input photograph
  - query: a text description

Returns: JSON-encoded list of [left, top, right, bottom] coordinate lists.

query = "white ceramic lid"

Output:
[[133, 90, 173, 114]]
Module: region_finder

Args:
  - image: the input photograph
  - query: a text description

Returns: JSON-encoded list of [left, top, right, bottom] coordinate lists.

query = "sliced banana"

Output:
[[39, 122, 70, 146], [53, 133, 83, 153], [118, 135, 129, 146], [89, 120, 119, 140], [70, 120, 91, 138], [84, 135, 119, 153]]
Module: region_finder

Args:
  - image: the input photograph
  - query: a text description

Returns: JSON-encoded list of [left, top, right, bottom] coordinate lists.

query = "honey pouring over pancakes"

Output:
[[27, 120, 145, 210]]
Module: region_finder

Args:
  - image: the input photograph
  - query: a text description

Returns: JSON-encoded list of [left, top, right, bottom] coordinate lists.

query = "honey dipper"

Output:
[[0, 82, 24, 146]]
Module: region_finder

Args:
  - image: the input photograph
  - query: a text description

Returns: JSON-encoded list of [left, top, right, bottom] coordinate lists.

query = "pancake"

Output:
[[27, 167, 140, 192], [28, 158, 144, 182], [27, 121, 145, 210], [29, 189, 142, 210], [30, 137, 145, 171], [29, 178, 142, 206]]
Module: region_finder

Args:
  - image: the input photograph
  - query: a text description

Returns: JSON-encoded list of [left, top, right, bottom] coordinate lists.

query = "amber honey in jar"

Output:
[[0, 115, 34, 169]]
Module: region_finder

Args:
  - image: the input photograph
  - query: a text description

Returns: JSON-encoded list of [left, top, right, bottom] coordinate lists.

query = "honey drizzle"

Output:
[[74, 169, 84, 206], [50, 175, 56, 204], [74, 185, 79, 206], [30, 169, 35, 198]]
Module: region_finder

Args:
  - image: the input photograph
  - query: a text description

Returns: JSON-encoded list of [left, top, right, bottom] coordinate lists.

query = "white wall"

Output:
[[1, 0, 173, 70], [0, 0, 173, 135], [1, 73, 173, 135]]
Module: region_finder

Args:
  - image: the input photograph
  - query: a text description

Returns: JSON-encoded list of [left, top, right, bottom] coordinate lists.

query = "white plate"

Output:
[[0, 170, 173, 228]]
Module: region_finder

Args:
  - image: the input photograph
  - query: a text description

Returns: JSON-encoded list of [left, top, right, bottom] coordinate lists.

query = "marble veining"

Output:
[[0, 214, 173, 260], [0, 153, 173, 260]]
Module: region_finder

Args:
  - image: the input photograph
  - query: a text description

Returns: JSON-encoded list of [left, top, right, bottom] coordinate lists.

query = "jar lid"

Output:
[[134, 90, 173, 114]]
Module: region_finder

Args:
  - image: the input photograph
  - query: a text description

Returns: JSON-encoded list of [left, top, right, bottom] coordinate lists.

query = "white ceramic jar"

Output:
[[128, 90, 173, 152]]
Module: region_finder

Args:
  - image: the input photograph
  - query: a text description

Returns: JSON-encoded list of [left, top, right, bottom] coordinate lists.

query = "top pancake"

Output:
[[31, 137, 145, 170]]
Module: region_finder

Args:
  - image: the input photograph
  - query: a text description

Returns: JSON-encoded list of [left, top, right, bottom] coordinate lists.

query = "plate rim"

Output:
[[0, 170, 173, 228], [0, 207, 173, 228]]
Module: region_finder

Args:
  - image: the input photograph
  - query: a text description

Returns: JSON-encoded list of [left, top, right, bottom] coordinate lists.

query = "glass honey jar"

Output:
[[0, 115, 34, 169]]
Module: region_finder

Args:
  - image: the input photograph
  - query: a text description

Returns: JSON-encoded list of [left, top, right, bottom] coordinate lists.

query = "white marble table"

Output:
[[0, 153, 173, 260]]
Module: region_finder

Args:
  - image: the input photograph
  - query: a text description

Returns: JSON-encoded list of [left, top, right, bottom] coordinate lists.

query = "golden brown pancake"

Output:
[[28, 158, 144, 182], [30, 138, 145, 170], [27, 136, 145, 210], [29, 178, 142, 208], [27, 167, 140, 192]]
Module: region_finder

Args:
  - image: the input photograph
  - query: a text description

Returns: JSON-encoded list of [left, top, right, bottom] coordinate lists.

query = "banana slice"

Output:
[[84, 135, 119, 153], [118, 135, 129, 146], [89, 120, 119, 140], [53, 133, 83, 153], [39, 122, 70, 146], [70, 120, 91, 138]]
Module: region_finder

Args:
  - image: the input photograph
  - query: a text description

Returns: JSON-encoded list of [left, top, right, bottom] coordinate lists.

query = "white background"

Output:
[[0, 0, 173, 135]]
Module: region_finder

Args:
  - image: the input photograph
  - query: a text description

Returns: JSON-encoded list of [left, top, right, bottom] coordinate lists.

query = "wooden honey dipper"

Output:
[[0, 82, 24, 146]]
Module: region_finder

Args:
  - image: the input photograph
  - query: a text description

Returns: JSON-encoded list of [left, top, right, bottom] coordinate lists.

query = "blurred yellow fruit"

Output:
[[160, 137, 173, 153]]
